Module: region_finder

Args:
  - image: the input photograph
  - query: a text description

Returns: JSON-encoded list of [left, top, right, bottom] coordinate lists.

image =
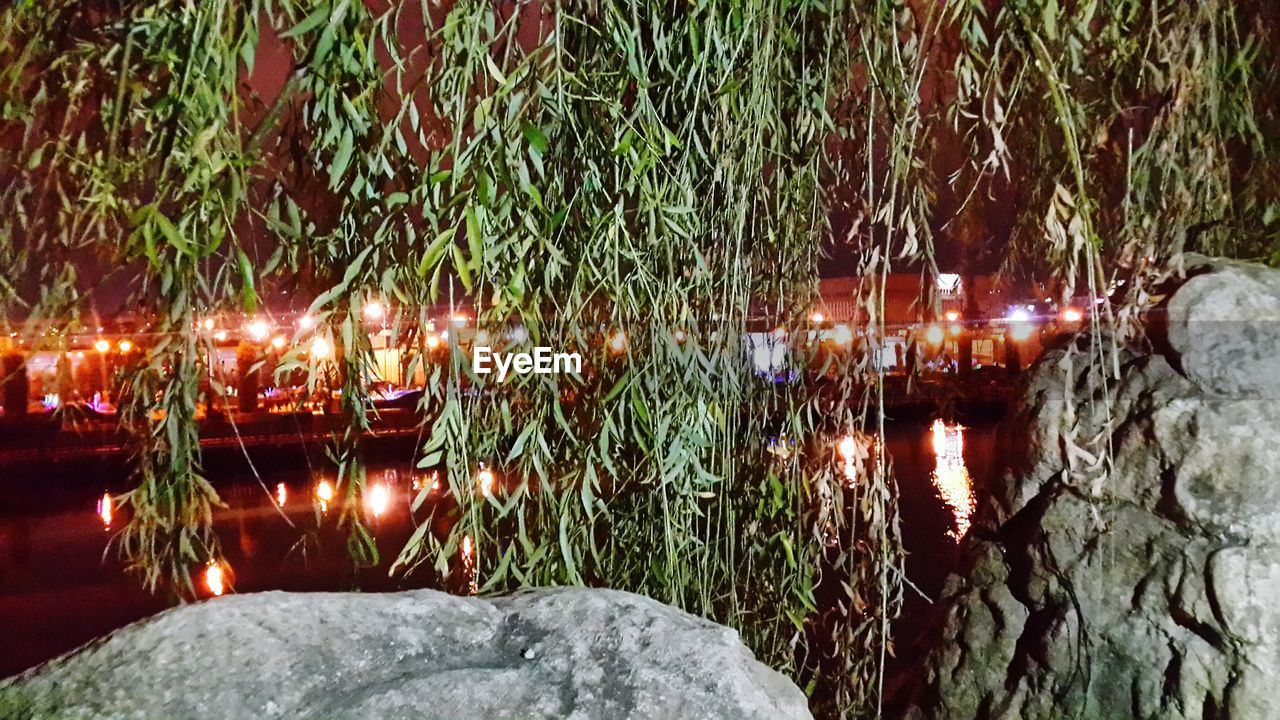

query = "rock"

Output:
[[0, 587, 811, 720], [1161, 255, 1280, 396], [898, 259, 1280, 719]]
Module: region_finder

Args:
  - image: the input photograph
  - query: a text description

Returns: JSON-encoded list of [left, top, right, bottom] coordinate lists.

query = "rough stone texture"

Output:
[[0, 587, 811, 720], [1163, 255, 1280, 397], [899, 260, 1280, 719]]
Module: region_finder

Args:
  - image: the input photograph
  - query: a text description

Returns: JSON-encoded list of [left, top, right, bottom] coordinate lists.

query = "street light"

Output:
[[117, 339, 134, 354], [247, 319, 270, 342], [310, 337, 332, 359], [925, 324, 945, 346], [94, 338, 110, 353], [364, 301, 385, 321]]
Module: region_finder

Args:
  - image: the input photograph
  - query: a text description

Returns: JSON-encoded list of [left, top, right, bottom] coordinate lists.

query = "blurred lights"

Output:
[[270, 335, 286, 350], [831, 324, 853, 347], [461, 535, 477, 595], [364, 302, 385, 321], [316, 479, 335, 512], [366, 483, 391, 517], [97, 492, 113, 529], [275, 482, 287, 507], [213, 330, 229, 342], [607, 330, 627, 355], [310, 337, 332, 359], [837, 435, 859, 460], [1062, 307, 1084, 323], [944, 310, 960, 322], [930, 420, 974, 541], [247, 319, 270, 342], [117, 339, 134, 354], [94, 339, 110, 353], [204, 561, 228, 597], [925, 324, 945, 345], [809, 311, 825, 324], [476, 467, 496, 497]]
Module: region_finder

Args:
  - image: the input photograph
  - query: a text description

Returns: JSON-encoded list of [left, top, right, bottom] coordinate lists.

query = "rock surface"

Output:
[[0, 587, 811, 720], [899, 259, 1280, 719], [1162, 255, 1280, 397]]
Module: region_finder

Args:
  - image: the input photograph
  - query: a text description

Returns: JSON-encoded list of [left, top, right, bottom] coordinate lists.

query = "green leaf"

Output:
[[281, 5, 329, 39], [329, 127, 354, 188], [521, 122, 550, 153], [452, 244, 472, 291]]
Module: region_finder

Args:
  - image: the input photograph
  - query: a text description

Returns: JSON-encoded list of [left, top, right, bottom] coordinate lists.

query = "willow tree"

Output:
[[2, 0, 1276, 718], [0, 0, 901, 716]]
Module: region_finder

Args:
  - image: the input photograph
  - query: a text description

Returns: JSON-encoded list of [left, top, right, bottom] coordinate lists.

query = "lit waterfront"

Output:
[[0, 420, 1001, 677]]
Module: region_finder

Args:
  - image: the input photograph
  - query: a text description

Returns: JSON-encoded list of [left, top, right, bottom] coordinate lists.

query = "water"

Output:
[[0, 420, 1000, 677]]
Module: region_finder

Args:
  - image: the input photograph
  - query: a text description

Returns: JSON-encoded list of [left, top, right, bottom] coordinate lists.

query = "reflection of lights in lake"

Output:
[[930, 419, 974, 541], [204, 561, 227, 597], [97, 492, 113, 529], [461, 535, 477, 595], [836, 432, 874, 486], [366, 484, 390, 517], [275, 482, 287, 507], [315, 479, 335, 512]]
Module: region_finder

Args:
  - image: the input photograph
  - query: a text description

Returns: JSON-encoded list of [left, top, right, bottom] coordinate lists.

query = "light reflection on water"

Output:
[[929, 419, 975, 541]]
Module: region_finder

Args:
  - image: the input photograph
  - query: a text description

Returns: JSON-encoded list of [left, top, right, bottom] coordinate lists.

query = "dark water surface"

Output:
[[0, 420, 1001, 678]]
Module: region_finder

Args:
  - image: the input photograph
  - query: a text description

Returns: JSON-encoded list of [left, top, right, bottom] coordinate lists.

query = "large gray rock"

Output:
[[0, 587, 811, 720], [1163, 255, 1280, 396], [899, 259, 1280, 719]]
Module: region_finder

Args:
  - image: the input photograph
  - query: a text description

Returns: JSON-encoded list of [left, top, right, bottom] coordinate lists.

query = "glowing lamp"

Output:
[[1062, 307, 1084, 323], [364, 301, 385, 321], [117, 339, 134, 354], [476, 467, 497, 497], [925, 324, 945, 346], [310, 337, 332, 359], [607, 330, 627, 355], [831, 324, 853, 347], [837, 435, 859, 460], [204, 561, 227, 597], [366, 483, 391, 517], [94, 339, 110, 353]]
